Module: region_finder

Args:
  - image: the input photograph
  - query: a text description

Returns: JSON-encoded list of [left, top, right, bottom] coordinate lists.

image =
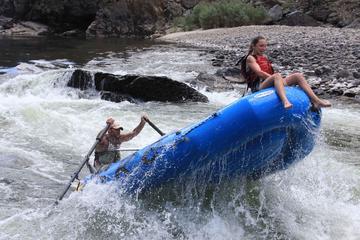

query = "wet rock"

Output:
[[100, 91, 137, 103], [68, 69, 208, 103], [95, 72, 208, 102], [67, 69, 93, 90], [192, 72, 218, 91]]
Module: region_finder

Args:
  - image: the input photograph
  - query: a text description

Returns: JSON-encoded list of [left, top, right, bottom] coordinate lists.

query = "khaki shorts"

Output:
[[94, 151, 121, 171]]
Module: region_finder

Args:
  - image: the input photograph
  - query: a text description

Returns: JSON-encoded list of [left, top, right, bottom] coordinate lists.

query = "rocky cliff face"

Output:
[[0, 0, 203, 37], [0, 0, 98, 30], [0, 0, 359, 37], [86, 0, 165, 37], [292, 0, 360, 27]]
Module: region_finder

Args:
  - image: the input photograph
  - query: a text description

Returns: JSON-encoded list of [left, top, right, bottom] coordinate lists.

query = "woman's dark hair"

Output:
[[248, 36, 266, 55]]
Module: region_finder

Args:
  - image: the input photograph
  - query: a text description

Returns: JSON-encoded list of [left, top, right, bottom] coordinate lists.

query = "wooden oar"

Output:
[[145, 118, 165, 136], [55, 123, 111, 204]]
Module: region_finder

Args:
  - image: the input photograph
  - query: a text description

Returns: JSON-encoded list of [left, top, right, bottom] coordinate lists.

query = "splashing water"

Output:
[[0, 38, 359, 240]]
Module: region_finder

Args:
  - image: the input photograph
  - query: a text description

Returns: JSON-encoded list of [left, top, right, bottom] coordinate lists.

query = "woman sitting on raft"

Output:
[[244, 36, 331, 109]]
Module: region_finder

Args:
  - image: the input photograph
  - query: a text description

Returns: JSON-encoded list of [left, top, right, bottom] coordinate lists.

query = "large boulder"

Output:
[[67, 69, 208, 103]]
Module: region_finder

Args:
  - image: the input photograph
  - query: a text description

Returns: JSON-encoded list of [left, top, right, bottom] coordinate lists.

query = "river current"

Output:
[[0, 37, 359, 240]]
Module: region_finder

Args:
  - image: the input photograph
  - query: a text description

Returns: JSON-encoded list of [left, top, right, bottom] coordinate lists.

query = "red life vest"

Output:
[[245, 54, 274, 92], [255, 55, 274, 75]]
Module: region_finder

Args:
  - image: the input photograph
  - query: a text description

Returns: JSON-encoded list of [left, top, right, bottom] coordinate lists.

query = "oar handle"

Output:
[[145, 118, 165, 136], [55, 123, 111, 204]]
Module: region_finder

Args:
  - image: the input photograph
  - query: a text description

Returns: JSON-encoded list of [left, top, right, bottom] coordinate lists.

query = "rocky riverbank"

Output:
[[159, 25, 360, 99]]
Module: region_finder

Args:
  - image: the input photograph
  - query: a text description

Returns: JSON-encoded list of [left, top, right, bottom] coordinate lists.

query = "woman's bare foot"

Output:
[[313, 99, 332, 108], [284, 101, 293, 109]]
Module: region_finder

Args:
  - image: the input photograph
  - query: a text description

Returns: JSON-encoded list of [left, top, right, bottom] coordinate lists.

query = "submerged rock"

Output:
[[68, 69, 208, 103]]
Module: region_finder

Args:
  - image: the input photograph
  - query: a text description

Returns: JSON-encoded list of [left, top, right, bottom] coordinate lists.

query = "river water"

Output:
[[0, 37, 359, 240]]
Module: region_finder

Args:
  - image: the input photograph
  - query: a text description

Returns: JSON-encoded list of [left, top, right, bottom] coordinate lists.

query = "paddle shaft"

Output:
[[145, 118, 165, 136], [55, 123, 111, 203]]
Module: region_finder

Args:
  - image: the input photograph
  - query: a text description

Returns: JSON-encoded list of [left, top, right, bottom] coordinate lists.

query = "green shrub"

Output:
[[174, 0, 268, 30]]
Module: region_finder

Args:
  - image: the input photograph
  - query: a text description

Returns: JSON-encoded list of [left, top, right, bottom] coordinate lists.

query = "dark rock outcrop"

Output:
[[0, 0, 204, 37], [0, 0, 98, 32], [86, 0, 165, 38], [68, 69, 208, 103], [68, 68, 93, 90], [1, 0, 360, 37], [293, 0, 360, 28], [278, 11, 320, 27]]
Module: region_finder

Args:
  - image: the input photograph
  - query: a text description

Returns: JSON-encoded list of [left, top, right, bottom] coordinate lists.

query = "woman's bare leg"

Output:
[[260, 73, 293, 109], [285, 73, 331, 108]]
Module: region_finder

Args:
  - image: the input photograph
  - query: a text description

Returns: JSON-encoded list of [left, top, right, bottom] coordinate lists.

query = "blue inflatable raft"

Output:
[[89, 87, 321, 193]]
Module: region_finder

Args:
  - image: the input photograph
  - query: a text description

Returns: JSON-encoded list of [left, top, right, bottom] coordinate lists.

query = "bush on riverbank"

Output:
[[174, 0, 267, 30]]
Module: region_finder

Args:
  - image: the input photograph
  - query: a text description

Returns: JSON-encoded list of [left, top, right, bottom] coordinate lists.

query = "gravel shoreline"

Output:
[[159, 25, 360, 99]]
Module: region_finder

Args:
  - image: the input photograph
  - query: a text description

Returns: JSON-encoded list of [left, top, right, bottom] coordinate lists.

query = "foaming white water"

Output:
[[1, 43, 360, 240], [259, 104, 360, 240], [200, 89, 240, 106], [261, 144, 360, 239], [0, 70, 78, 98], [85, 45, 216, 82]]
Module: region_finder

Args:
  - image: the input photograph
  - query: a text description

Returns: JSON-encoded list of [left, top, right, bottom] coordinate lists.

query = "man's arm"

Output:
[[95, 134, 109, 152], [120, 115, 147, 142], [246, 55, 271, 79], [95, 118, 113, 152]]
